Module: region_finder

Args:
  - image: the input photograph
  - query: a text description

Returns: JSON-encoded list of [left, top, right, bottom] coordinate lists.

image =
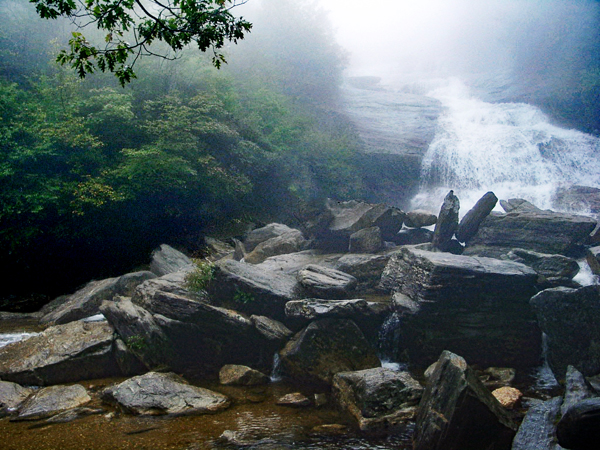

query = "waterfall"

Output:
[[377, 311, 408, 371], [411, 78, 600, 214], [270, 353, 283, 382], [534, 332, 560, 391]]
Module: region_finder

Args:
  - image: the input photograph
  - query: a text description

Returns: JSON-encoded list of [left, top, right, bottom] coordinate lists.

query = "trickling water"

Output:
[[411, 78, 600, 213], [534, 332, 560, 391], [377, 312, 404, 366], [573, 259, 600, 287], [270, 352, 283, 382], [0, 332, 37, 349]]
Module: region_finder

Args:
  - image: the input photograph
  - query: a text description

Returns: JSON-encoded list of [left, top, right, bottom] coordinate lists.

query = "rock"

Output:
[[511, 397, 563, 450], [500, 198, 544, 213], [468, 209, 597, 256], [404, 210, 437, 228], [276, 392, 311, 407], [209, 259, 304, 319], [432, 190, 460, 251], [40, 271, 157, 325], [586, 245, 600, 275], [204, 237, 234, 261], [250, 315, 293, 342], [414, 351, 517, 450], [0, 381, 33, 417], [348, 227, 383, 253], [561, 365, 595, 416], [552, 185, 600, 215], [132, 271, 197, 305], [113, 338, 147, 377], [219, 365, 269, 386], [456, 191, 498, 243], [232, 238, 246, 261], [556, 398, 600, 450], [100, 297, 171, 370], [379, 246, 540, 369], [244, 230, 307, 264], [334, 253, 391, 290], [284, 298, 390, 340], [483, 367, 517, 389], [530, 285, 600, 381], [391, 227, 434, 245], [492, 387, 523, 410], [296, 265, 357, 299], [319, 199, 405, 250], [150, 244, 195, 276], [14, 384, 91, 421], [0, 320, 120, 385], [256, 250, 342, 275], [279, 319, 380, 387], [102, 372, 230, 416], [332, 367, 423, 431], [45, 406, 104, 423], [244, 223, 299, 252], [507, 248, 580, 287]]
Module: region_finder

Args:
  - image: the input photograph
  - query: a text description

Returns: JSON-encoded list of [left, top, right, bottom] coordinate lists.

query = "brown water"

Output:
[[0, 378, 413, 450]]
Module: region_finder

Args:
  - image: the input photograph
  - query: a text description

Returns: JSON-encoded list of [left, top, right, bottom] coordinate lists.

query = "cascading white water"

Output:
[[411, 78, 600, 214]]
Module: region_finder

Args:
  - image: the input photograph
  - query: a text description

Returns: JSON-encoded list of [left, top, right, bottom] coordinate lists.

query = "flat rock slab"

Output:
[[0, 321, 119, 386], [244, 230, 307, 264], [333, 367, 423, 431], [296, 265, 357, 299], [511, 397, 563, 450], [414, 351, 517, 450], [468, 210, 597, 255], [379, 246, 540, 369], [256, 250, 342, 275], [150, 244, 195, 276], [102, 372, 230, 416], [285, 299, 389, 322], [0, 381, 33, 417], [14, 384, 91, 421]]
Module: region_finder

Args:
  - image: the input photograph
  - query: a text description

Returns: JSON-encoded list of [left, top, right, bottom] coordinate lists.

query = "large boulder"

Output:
[[332, 367, 423, 431], [256, 250, 342, 275], [432, 190, 460, 251], [348, 227, 383, 253], [296, 265, 357, 299], [379, 246, 540, 369], [244, 229, 307, 264], [334, 253, 391, 291], [40, 271, 157, 325], [243, 223, 299, 252], [0, 320, 120, 385], [209, 259, 305, 320], [404, 210, 437, 228], [279, 319, 380, 387], [468, 209, 597, 256], [219, 365, 269, 386], [562, 366, 595, 416], [132, 271, 199, 305], [14, 384, 91, 421], [586, 245, 600, 275], [414, 351, 517, 450], [456, 191, 498, 243], [556, 398, 600, 450], [511, 397, 563, 450], [0, 381, 33, 417], [507, 248, 580, 287], [530, 285, 600, 381], [102, 372, 230, 416], [150, 244, 195, 276]]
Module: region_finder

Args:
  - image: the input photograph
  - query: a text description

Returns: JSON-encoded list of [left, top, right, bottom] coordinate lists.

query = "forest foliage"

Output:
[[0, 0, 366, 306]]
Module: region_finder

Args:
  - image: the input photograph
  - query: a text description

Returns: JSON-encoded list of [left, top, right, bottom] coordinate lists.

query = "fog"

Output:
[[317, 0, 599, 93]]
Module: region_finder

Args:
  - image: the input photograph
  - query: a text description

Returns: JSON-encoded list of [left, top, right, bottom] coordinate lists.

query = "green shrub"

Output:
[[185, 259, 216, 292], [233, 289, 255, 305]]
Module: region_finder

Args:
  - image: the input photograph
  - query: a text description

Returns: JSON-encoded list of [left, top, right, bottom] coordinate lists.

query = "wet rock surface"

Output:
[[456, 191, 498, 243], [14, 384, 91, 421], [219, 365, 269, 386], [150, 244, 195, 276], [0, 381, 33, 417], [556, 398, 600, 450], [296, 265, 358, 299], [511, 397, 563, 450], [244, 229, 307, 264], [102, 372, 230, 416]]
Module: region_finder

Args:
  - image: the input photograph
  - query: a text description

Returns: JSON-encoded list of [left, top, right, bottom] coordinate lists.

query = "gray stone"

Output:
[[500, 198, 544, 213], [334, 253, 391, 290], [276, 392, 311, 407], [209, 259, 304, 319], [507, 248, 580, 287], [530, 285, 600, 381], [469, 209, 597, 255], [296, 265, 357, 299], [14, 384, 91, 421], [219, 365, 269, 386], [40, 271, 157, 325], [132, 271, 198, 305], [279, 319, 380, 387], [349, 226, 383, 253], [552, 185, 600, 215], [586, 245, 600, 275], [250, 315, 293, 342], [404, 210, 437, 228], [511, 397, 564, 450], [204, 236, 234, 261], [392, 227, 434, 246], [432, 190, 460, 251], [244, 223, 298, 252], [562, 366, 595, 416], [333, 367, 423, 431], [150, 244, 195, 276], [414, 351, 517, 450], [244, 230, 307, 264], [102, 372, 230, 416], [379, 246, 540, 369], [0, 381, 33, 417], [456, 191, 498, 243], [45, 406, 104, 423], [285, 298, 389, 322], [0, 321, 119, 385], [256, 250, 342, 275], [557, 398, 600, 450]]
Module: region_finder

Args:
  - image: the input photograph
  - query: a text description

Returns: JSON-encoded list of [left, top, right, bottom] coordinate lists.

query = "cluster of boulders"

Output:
[[2, 187, 600, 449]]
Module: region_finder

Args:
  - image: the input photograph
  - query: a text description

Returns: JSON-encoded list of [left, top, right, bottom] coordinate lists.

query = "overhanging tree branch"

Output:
[[31, 0, 252, 86]]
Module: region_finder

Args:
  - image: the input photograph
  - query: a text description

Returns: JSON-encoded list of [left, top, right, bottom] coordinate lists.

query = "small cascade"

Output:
[[0, 332, 37, 349], [534, 332, 560, 391], [377, 311, 406, 369], [270, 353, 283, 383], [573, 259, 600, 287]]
